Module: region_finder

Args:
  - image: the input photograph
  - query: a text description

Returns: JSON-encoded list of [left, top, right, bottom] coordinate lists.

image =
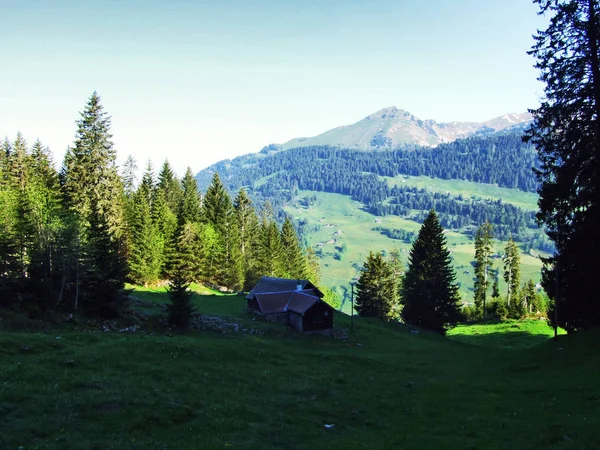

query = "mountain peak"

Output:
[[277, 107, 532, 151]]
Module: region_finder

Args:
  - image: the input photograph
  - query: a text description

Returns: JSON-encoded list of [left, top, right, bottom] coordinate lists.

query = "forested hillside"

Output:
[[197, 130, 550, 305], [197, 132, 547, 245]]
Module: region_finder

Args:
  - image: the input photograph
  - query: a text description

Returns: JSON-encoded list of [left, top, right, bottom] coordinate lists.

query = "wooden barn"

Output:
[[246, 277, 334, 333]]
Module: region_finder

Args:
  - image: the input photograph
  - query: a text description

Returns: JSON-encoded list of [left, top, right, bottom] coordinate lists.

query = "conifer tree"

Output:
[[157, 160, 183, 215], [26, 140, 63, 289], [179, 168, 201, 225], [259, 218, 284, 277], [152, 188, 177, 278], [524, 0, 600, 331], [502, 236, 521, 309], [401, 210, 461, 334], [61, 92, 127, 314], [473, 221, 494, 318], [121, 155, 138, 198], [280, 217, 307, 279], [128, 165, 164, 286], [388, 248, 404, 320], [234, 188, 261, 290], [491, 272, 500, 300], [304, 247, 321, 286], [167, 222, 200, 328], [355, 251, 395, 320], [202, 172, 242, 287]]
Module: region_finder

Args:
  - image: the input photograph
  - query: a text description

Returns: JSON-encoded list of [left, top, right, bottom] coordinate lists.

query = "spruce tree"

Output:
[[129, 172, 164, 286], [401, 210, 461, 334], [502, 236, 521, 309], [202, 172, 240, 287], [61, 92, 127, 315], [524, 0, 600, 331], [179, 168, 201, 225], [234, 188, 261, 290], [473, 221, 494, 319], [157, 160, 183, 215], [355, 251, 395, 320], [151, 188, 177, 278], [280, 217, 307, 279]]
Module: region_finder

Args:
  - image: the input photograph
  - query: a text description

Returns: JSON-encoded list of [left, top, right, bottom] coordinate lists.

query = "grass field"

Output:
[[1, 290, 598, 450], [285, 191, 544, 311], [381, 174, 539, 211]]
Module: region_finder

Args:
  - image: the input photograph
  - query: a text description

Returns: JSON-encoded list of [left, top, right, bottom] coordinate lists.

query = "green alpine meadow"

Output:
[[2, 0, 600, 448]]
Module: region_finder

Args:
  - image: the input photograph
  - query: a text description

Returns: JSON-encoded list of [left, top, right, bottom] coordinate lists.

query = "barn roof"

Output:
[[246, 276, 323, 299], [254, 292, 292, 314], [286, 292, 322, 315]]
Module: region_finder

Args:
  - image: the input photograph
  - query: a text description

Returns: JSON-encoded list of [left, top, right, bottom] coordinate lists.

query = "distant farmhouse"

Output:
[[246, 277, 334, 333]]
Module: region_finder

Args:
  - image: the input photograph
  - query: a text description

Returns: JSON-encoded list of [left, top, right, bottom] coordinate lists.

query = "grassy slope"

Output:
[[1, 291, 598, 450], [381, 174, 539, 210], [285, 191, 543, 310]]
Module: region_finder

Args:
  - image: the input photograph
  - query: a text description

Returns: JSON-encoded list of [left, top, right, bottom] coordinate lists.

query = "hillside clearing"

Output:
[[285, 190, 544, 311], [1, 290, 598, 449]]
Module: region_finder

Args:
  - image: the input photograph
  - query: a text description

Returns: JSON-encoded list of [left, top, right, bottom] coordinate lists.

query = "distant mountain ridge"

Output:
[[272, 107, 532, 151]]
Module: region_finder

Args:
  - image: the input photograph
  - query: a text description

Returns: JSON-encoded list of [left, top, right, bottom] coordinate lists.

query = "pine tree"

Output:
[[129, 167, 164, 286], [61, 92, 127, 315], [355, 251, 395, 320], [388, 249, 404, 320], [473, 221, 494, 319], [234, 188, 261, 290], [259, 219, 284, 278], [502, 236, 521, 309], [157, 160, 183, 215], [491, 271, 501, 299], [401, 210, 462, 334], [121, 155, 138, 198], [179, 168, 201, 225], [522, 279, 539, 315], [167, 221, 200, 328], [304, 247, 321, 286], [202, 172, 237, 287], [280, 217, 307, 279], [524, 0, 600, 331], [151, 188, 177, 278]]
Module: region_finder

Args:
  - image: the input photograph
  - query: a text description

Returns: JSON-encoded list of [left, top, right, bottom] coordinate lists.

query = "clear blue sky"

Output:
[[1, 0, 546, 177]]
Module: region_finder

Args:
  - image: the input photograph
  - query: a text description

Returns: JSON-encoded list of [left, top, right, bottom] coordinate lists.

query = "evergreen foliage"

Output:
[[401, 210, 462, 334], [524, 0, 600, 332], [61, 92, 127, 316], [280, 217, 307, 280], [354, 251, 395, 320], [503, 236, 521, 311], [473, 222, 494, 319]]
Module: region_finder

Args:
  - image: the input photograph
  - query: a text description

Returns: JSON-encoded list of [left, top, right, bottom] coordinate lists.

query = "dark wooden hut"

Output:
[[246, 277, 333, 332]]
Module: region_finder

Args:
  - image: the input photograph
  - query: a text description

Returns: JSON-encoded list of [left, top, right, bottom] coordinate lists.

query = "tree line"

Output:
[[0, 93, 318, 326], [354, 212, 548, 334], [197, 136, 548, 251]]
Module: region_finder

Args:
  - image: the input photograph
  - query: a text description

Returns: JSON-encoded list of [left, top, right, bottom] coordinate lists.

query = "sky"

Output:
[[0, 0, 546, 177]]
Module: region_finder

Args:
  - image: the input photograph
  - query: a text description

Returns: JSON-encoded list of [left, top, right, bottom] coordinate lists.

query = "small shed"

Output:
[[246, 276, 333, 333]]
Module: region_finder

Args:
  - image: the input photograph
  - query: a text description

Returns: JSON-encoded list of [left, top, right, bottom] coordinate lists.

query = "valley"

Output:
[[284, 190, 545, 312]]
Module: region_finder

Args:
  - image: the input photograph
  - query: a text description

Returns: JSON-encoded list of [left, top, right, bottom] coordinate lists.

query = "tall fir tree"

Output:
[[157, 160, 183, 215], [280, 217, 307, 280], [401, 210, 462, 334], [151, 188, 177, 278], [473, 221, 494, 319], [355, 251, 395, 320], [234, 188, 261, 290], [128, 164, 164, 286], [202, 172, 241, 287], [178, 168, 201, 226], [524, 0, 600, 331], [61, 92, 127, 315], [502, 236, 521, 309]]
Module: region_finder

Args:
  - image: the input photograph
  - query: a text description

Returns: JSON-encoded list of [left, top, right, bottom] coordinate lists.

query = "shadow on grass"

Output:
[[448, 330, 555, 349]]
